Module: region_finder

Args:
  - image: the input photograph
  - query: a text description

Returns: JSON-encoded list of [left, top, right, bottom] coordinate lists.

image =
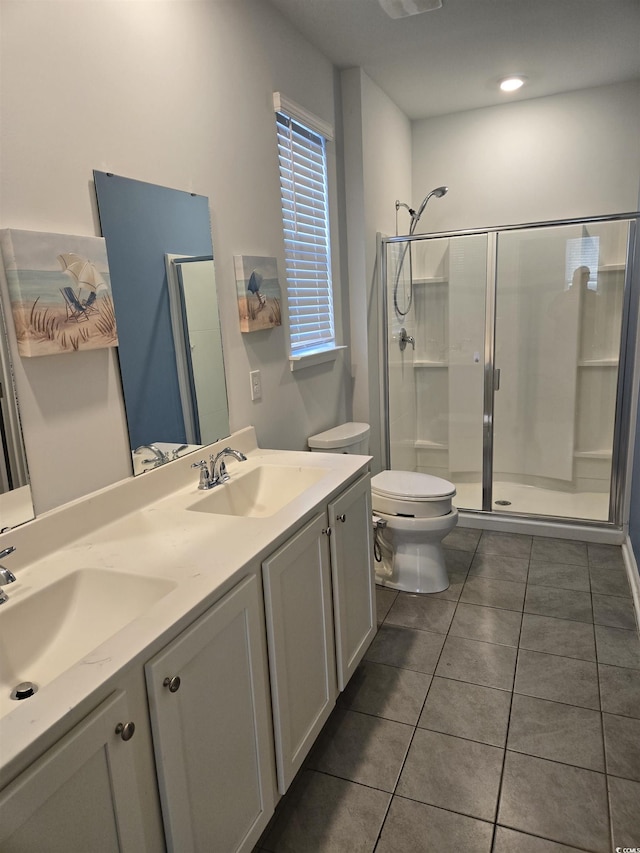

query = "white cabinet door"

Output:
[[0, 690, 147, 852], [328, 474, 376, 690], [262, 512, 337, 794], [145, 573, 274, 853]]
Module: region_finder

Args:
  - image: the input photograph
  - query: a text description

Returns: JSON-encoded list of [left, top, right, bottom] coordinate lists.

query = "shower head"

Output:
[[409, 185, 448, 233], [395, 186, 448, 236]]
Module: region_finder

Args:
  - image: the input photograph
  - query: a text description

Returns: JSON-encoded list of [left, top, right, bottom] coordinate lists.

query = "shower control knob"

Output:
[[163, 676, 181, 693], [337, 514, 346, 522], [115, 721, 135, 741]]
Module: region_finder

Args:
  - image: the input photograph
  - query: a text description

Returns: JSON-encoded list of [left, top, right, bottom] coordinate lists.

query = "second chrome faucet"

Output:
[[192, 447, 247, 490]]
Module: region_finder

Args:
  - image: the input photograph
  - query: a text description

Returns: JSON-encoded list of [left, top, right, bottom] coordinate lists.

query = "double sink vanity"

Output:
[[0, 427, 376, 852]]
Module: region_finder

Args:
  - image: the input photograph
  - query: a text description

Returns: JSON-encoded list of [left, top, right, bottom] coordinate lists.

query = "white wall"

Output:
[[0, 0, 349, 513], [411, 81, 640, 233], [341, 69, 412, 471]]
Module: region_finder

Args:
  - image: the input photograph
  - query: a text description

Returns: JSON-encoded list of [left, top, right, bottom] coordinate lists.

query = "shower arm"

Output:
[[395, 200, 416, 236]]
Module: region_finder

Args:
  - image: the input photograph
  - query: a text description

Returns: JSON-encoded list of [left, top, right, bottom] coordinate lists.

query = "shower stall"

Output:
[[381, 214, 639, 528]]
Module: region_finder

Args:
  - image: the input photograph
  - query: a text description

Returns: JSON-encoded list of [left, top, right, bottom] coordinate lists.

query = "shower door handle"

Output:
[[494, 368, 501, 391]]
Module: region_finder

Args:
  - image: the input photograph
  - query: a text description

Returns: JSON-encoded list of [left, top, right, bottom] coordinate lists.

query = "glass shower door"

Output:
[[386, 232, 488, 510], [492, 220, 630, 521]]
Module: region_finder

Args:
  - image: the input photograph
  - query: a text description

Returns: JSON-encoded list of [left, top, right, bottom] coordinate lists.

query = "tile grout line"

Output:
[[371, 577, 465, 850], [371, 534, 482, 851], [591, 559, 615, 852], [487, 540, 531, 851]]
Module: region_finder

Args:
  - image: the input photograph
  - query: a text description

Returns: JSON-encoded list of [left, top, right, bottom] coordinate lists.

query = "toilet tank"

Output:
[[308, 422, 370, 454]]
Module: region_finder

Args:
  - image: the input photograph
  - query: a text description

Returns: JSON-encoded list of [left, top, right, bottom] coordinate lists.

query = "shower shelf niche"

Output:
[[413, 276, 448, 286], [413, 360, 448, 367], [573, 253, 624, 488], [574, 448, 615, 459], [414, 439, 448, 450]]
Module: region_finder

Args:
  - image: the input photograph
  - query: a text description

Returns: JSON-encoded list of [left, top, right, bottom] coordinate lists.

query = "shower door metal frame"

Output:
[[482, 231, 497, 514], [381, 211, 640, 530]]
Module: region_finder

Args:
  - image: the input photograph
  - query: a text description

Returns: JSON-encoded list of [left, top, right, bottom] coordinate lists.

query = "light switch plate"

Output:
[[250, 370, 262, 401]]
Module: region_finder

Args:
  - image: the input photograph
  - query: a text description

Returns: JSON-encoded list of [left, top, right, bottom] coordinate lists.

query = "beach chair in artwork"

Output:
[[60, 286, 90, 322], [82, 291, 100, 315]]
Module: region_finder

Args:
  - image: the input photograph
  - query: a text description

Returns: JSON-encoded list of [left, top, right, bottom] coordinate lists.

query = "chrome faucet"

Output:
[[0, 546, 16, 604], [134, 444, 170, 467], [191, 448, 247, 490], [210, 448, 247, 486]]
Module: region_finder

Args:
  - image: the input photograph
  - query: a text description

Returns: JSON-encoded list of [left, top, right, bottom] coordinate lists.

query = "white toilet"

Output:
[[371, 470, 458, 594], [308, 423, 458, 594]]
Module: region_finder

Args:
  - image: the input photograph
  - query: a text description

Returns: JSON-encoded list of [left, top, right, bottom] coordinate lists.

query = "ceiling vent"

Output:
[[378, 0, 443, 18]]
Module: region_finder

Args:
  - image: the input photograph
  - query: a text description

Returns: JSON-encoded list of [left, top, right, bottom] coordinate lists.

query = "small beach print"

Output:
[[234, 255, 282, 333], [0, 229, 118, 357]]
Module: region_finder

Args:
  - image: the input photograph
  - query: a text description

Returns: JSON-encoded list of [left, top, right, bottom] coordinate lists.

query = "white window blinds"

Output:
[[276, 111, 335, 356]]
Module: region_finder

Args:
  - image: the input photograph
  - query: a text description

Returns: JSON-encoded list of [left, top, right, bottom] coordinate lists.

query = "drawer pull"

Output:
[[337, 514, 346, 522], [115, 721, 135, 741]]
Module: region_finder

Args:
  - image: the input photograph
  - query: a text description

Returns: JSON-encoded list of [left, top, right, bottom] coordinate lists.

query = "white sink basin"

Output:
[[186, 464, 329, 517], [0, 568, 176, 717]]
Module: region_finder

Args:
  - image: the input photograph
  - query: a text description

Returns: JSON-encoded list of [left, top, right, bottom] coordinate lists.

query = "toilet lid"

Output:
[[371, 470, 456, 501]]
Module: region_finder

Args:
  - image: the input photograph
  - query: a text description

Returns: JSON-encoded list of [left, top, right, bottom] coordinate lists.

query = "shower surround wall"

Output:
[[387, 234, 487, 488], [493, 221, 626, 502]]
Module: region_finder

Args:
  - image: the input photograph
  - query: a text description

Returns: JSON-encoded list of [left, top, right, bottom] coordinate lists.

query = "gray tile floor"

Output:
[[256, 530, 640, 853]]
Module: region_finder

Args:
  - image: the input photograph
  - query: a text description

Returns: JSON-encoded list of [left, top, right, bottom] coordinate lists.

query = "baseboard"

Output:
[[622, 535, 640, 635]]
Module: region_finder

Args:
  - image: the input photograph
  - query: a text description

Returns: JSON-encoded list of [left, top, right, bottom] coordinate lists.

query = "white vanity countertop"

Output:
[[0, 427, 370, 785]]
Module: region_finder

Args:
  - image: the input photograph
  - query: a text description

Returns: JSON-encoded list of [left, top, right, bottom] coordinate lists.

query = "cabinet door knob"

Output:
[[163, 676, 181, 693], [322, 527, 332, 537], [337, 513, 346, 522], [115, 721, 135, 741]]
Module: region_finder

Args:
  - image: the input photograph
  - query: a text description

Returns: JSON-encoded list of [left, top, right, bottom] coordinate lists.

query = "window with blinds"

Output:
[[276, 111, 335, 356]]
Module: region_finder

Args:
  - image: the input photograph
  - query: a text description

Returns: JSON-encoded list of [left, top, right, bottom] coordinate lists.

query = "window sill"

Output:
[[289, 346, 347, 372]]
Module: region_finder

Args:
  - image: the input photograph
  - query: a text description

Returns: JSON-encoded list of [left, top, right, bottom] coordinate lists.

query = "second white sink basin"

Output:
[[0, 568, 176, 717], [186, 464, 330, 517]]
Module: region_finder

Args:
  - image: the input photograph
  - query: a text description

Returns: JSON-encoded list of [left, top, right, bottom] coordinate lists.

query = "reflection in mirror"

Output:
[[165, 255, 229, 445], [93, 172, 230, 474], [0, 291, 34, 529]]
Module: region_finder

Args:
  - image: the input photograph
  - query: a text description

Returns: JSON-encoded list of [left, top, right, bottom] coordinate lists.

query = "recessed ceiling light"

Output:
[[378, 0, 443, 19], [499, 76, 526, 93]]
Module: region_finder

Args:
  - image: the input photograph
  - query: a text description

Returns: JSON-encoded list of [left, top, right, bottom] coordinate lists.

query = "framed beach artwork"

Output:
[[0, 229, 118, 357], [234, 255, 282, 333]]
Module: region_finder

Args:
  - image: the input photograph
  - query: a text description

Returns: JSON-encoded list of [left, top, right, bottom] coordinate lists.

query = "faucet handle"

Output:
[[0, 545, 16, 591], [191, 460, 213, 490]]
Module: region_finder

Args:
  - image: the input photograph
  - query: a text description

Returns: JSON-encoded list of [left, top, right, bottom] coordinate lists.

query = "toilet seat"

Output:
[[371, 470, 456, 519], [372, 470, 455, 500]]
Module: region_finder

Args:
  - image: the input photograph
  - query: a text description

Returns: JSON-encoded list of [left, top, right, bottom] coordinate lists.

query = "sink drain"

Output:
[[495, 500, 512, 506], [10, 681, 38, 700]]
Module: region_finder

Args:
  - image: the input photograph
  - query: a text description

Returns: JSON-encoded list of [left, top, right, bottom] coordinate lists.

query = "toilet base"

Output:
[[373, 508, 458, 594], [375, 541, 450, 593]]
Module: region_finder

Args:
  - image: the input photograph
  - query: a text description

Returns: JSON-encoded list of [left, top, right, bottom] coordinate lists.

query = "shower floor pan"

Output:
[[452, 480, 610, 522]]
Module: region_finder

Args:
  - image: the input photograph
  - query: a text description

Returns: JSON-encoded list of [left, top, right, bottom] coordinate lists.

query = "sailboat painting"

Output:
[[0, 229, 118, 357], [234, 255, 282, 333]]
